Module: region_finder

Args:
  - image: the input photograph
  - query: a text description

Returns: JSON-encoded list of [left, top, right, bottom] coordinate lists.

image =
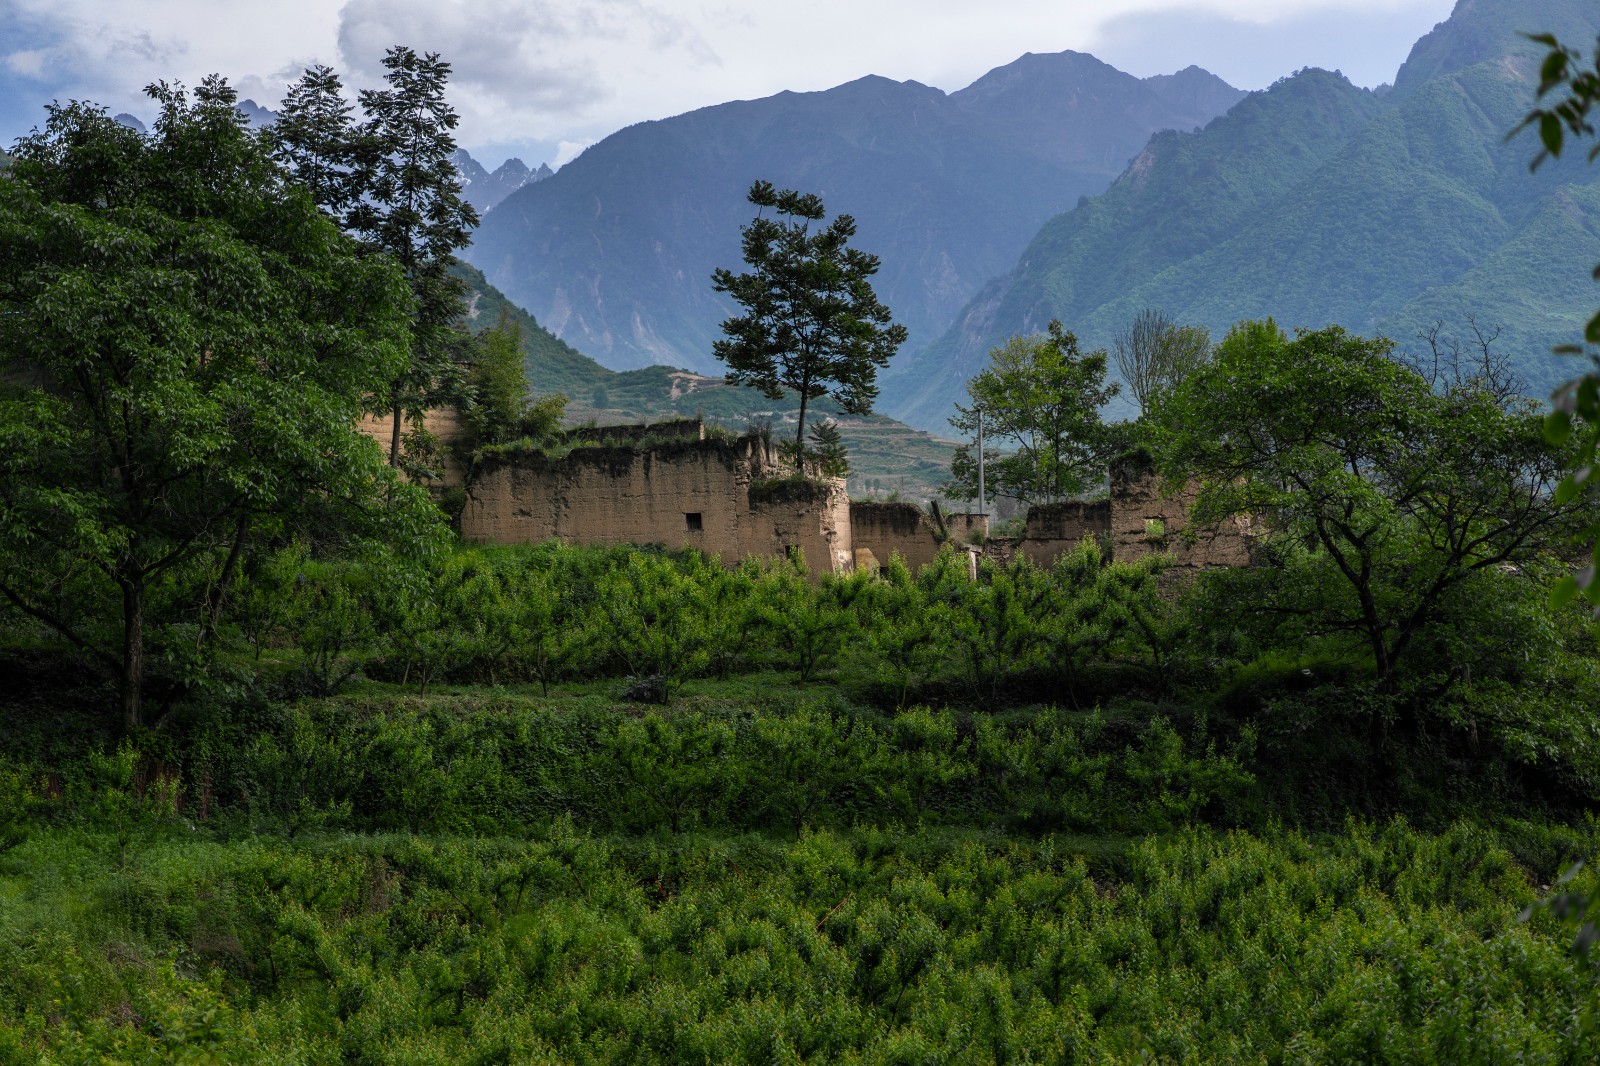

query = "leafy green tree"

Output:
[[596, 552, 713, 700], [947, 322, 1120, 507], [752, 557, 858, 682], [1518, 33, 1600, 605], [711, 180, 906, 469], [0, 81, 440, 731], [855, 555, 956, 709], [351, 46, 480, 466], [1042, 538, 1170, 705], [1160, 321, 1584, 689], [466, 308, 532, 446], [1111, 308, 1211, 416]]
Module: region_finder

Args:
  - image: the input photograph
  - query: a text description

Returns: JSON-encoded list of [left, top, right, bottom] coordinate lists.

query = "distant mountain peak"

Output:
[[235, 99, 278, 128], [1393, 0, 1600, 96], [455, 148, 552, 213]]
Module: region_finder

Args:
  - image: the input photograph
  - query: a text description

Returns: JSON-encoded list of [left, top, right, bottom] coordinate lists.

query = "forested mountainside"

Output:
[[463, 52, 1243, 374], [887, 0, 1600, 431]]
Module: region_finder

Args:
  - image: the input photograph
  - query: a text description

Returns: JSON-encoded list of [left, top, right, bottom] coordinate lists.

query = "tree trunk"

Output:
[[205, 515, 251, 639], [389, 395, 404, 468], [121, 579, 144, 733], [794, 392, 810, 473]]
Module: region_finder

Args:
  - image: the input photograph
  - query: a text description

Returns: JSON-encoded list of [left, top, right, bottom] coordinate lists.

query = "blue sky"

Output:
[[1, 0, 1458, 169]]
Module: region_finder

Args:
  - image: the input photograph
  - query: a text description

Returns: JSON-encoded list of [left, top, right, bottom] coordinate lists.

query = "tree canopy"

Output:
[[268, 48, 480, 467], [711, 180, 906, 469], [0, 78, 443, 730], [1159, 321, 1585, 685], [946, 322, 1120, 507]]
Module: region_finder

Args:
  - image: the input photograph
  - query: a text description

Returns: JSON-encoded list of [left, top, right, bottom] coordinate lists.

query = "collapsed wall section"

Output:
[[1018, 499, 1112, 567], [849, 502, 988, 572]]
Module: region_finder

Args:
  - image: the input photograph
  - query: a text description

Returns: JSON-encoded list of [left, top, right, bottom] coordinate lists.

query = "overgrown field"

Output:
[[3, 540, 1599, 1063]]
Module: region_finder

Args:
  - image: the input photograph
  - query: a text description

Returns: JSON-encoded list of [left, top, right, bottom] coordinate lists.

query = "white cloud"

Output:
[[3, 49, 50, 79], [1, 0, 1458, 157], [334, 0, 719, 142], [553, 139, 591, 168]]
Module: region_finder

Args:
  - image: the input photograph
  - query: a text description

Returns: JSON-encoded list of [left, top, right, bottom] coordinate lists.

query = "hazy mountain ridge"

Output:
[[463, 53, 1245, 375], [887, 0, 1600, 432]]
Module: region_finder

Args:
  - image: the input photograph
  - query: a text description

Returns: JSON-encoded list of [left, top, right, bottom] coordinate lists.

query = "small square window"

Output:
[[684, 512, 703, 532]]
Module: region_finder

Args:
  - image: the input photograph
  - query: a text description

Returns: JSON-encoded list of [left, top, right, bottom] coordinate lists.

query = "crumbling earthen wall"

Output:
[[460, 435, 854, 573], [1108, 465, 1258, 569], [1017, 499, 1112, 567]]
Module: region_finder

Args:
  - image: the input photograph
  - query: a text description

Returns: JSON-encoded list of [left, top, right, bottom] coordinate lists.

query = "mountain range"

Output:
[[462, 0, 1600, 436], [464, 54, 1244, 374], [886, 0, 1600, 429], [452, 150, 552, 212]]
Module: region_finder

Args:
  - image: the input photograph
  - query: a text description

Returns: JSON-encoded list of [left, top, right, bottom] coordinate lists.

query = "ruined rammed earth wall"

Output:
[[1108, 461, 1257, 570], [848, 503, 986, 572], [851, 465, 1257, 572], [460, 436, 854, 573]]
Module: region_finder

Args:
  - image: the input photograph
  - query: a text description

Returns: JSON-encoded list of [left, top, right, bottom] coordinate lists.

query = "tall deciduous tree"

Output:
[[350, 47, 480, 466], [1159, 321, 1584, 685], [712, 180, 906, 469], [1112, 308, 1211, 416], [0, 79, 442, 731], [946, 322, 1120, 507]]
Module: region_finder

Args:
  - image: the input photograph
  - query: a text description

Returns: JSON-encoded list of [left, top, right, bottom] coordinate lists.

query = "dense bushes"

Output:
[[2, 819, 1596, 1063], [4, 533, 1599, 1061], [226, 539, 1171, 710], [4, 697, 1251, 840]]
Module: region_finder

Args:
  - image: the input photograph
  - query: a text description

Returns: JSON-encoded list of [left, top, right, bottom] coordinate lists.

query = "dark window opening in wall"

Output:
[[684, 512, 703, 532]]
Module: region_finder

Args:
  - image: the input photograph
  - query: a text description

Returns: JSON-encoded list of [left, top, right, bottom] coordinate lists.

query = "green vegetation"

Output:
[[712, 180, 907, 470], [5, 24, 1600, 1057], [946, 322, 1120, 507], [0, 79, 440, 732], [1160, 321, 1586, 686], [3, 519, 1600, 1060]]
